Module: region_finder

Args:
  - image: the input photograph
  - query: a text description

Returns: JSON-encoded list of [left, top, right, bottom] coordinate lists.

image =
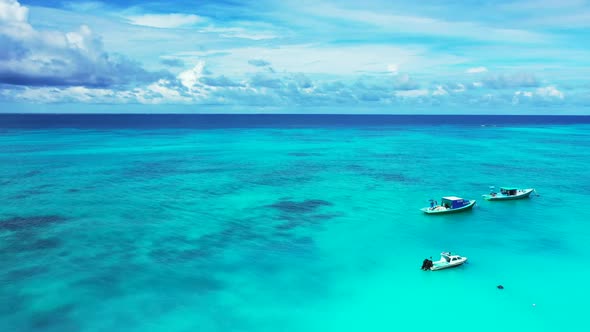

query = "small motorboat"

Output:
[[421, 196, 476, 214], [421, 252, 467, 271], [483, 186, 535, 201]]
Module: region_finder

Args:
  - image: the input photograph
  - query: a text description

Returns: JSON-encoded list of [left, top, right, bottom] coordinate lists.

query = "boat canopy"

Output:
[[441, 197, 469, 208], [500, 187, 518, 195], [440, 252, 462, 262], [442, 196, 463, 201]]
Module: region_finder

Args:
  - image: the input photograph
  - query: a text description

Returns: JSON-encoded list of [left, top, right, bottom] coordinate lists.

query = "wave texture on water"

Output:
[[1, 115, 590, 332]]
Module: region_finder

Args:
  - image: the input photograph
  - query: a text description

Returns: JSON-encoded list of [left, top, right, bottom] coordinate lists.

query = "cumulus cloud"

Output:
[[2, 69, 576, 108], [249, 73, 283, 89], [351, 79, 389, 102], [0, 0, 28, 23], [8, 85, 121, 104], [536, 86, 564, 99], [432, 85, 448, 96], [126, 14, 203, 29], [0, 0, 165, 88], [139, 79, 192, 103], [512, 86, 565, 105], [466, 66, 488, 74], [393, 73, 420, 90], [291, 73, 313, 89], [515, 90, 533, 98], [512, 90, 532, 104], [482, 73, 538, 89], [178, 62, 205, 90], [0, 11, 575, 113]]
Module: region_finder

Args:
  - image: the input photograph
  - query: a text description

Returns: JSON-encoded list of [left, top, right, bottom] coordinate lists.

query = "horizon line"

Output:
[[1, 113, 590, 116]]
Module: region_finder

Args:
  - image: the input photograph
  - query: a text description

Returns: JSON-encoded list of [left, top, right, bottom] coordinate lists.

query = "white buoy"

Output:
[[532, 303, 536, 307]]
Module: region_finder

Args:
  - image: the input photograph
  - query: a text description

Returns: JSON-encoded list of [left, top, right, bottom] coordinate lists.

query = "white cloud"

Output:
[[14, 87, 61, 103], [0, 0, 33, 38], [178, 62, 205, 91], [13, 86, 118, 103], [393, 73, 419, 90], [432, 85, 448, 96], [387, 64, 399, 75], [536, 86, 564, 99], [395, 89, 429, 98], [0, 2, 577, 109], [146, 79, 190, 102], [175, 44, 463, 76], [516, 91, 534, 98], [135, 62, 210, 103], [127, 14, 203, 29], [0, 0, 159, 87], [65, 25, 93, 51], [0, 0, 28, 23], [512, 90, 534, 104], [466, 66, 488, 74], [512, 87, 564, 105], [2, 58, 214, 105]]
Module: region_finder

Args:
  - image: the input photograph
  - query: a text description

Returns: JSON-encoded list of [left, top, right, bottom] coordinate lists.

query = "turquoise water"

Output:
[[1, 118, 590, 331]]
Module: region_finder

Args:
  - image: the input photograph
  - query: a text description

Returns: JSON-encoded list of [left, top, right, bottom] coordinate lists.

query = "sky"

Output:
[[1, 0, 590, 114]]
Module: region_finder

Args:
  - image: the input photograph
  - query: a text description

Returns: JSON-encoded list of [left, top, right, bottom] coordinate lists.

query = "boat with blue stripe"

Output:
[[421, 196, 476, 214]]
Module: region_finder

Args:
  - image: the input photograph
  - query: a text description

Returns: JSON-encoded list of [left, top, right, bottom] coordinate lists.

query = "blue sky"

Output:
[[1, 0, 589, 113]]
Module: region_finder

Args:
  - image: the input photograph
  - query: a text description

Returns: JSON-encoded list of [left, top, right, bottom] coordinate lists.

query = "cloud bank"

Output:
[[0, 0, 588, 113], [0, 0, 164, 88]]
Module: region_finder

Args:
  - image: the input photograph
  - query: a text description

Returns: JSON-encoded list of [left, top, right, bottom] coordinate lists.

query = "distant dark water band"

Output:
[[1, 114, 589, 129]]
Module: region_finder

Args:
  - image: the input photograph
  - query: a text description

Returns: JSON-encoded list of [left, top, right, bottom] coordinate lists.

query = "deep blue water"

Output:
[[1, 114, 590, 129]]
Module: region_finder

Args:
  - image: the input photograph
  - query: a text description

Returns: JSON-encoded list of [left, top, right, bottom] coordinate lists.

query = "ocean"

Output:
[[1, 114, 589, 332]]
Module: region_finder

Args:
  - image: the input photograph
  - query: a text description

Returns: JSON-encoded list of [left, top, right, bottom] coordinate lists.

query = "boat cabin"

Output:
[[440, 252, 462, 262], [500, 187, 518, 196], [441, 196, 470, 209]]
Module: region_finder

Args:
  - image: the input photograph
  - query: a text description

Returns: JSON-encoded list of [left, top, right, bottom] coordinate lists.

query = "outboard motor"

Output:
[[421, 259, 433, 270]]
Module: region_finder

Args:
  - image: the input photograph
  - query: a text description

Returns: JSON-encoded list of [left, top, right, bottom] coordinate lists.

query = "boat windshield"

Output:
[[501, 188, 518, 195]]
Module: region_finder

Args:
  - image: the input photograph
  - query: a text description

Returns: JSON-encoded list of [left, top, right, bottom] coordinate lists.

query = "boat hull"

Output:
[[421, 200, 476, 214], [431, 257, 467, 271], [483, 189, 534, 201]]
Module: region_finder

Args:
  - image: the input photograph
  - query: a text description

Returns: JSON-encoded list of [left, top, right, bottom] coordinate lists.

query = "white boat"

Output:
[[421, 196, 476, 214], [421, 252, 467, 271], [483, 187, 535, 201]]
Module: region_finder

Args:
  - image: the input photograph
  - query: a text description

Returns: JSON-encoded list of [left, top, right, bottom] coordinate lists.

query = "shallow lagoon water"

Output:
[[1, 115, 589, 331]]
